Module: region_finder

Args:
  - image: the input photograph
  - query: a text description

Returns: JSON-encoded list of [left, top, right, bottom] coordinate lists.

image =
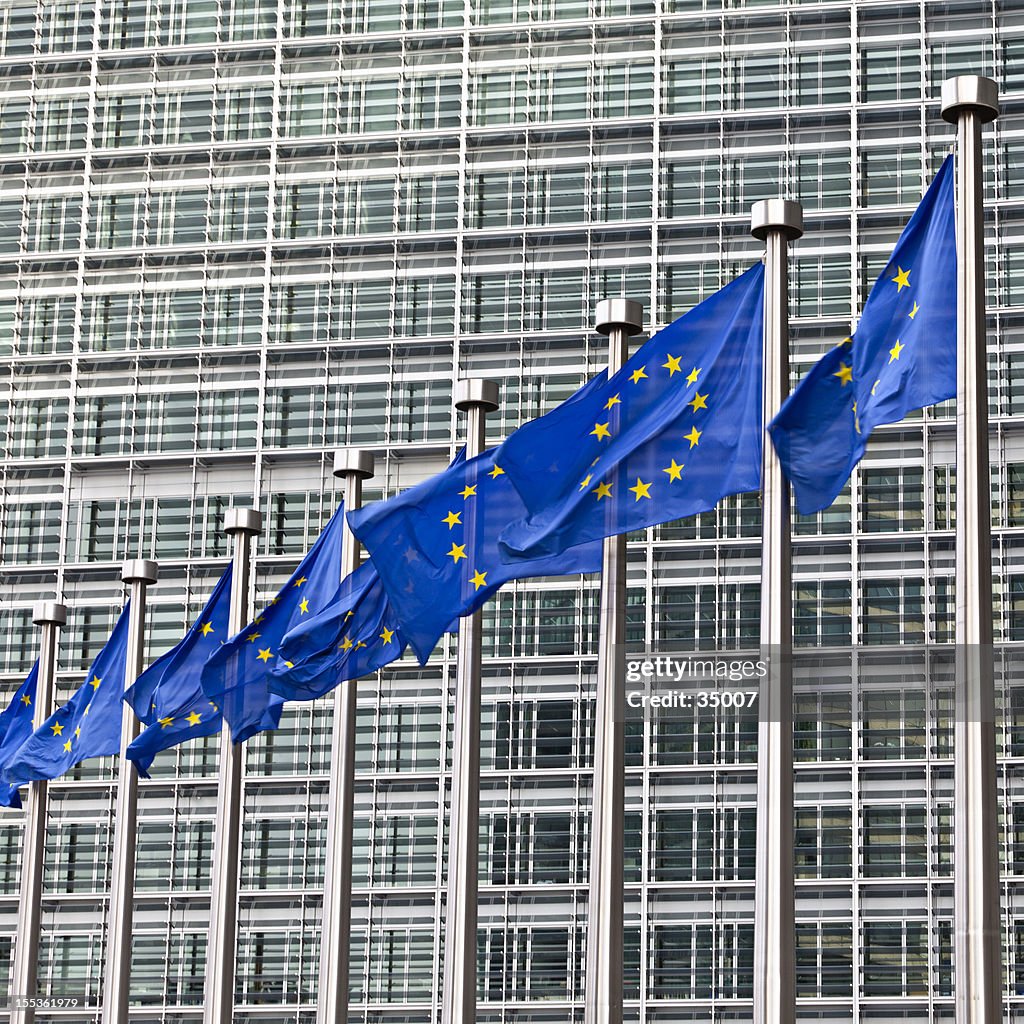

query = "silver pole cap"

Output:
[[750, 199, 804, 241], [332, 448, 375, 480], [223, 507, 262, 535], [454, 378, 500, 412], [595, 298, 643, 336], [121, 558, 158, 585], [941, 75, 999, 124], [33, 601, 67, 626]]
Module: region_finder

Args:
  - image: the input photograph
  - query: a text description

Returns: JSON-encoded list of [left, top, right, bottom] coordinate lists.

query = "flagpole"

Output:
[[750, 199, 803, 1024], [317, 448, 374, 1024], [941, 75, 1002, 1024], [102, 559, 159, 1024], [204, 507, 262, 1024], [585, 297, 643, 1024], [441, 377, 499, 1024], [11, 601, 66, 1024]]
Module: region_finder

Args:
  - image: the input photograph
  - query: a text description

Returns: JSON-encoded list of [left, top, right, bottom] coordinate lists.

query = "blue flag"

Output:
[[123, 567, 234, 777], [269, 559, 407, 702], [348, 446, 604, 664], [2, 606, 130, 787], [494, 263, 765, 559], [769, 156, 956, 514], [0, 663, 38, 808], [200, 504, 346, 742]]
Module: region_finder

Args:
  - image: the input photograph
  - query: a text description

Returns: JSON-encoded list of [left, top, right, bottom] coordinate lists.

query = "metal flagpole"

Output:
[[441, 377, 499, 1024], [585, 298, 643, 1024], [941, 75, 1002, 1024], [11, 601, 66, 1024], [102, 559, 159, 1024], [750, 199, 803, 1024], [317, 448, 374, 1024], [204, 507, 262, 1024]]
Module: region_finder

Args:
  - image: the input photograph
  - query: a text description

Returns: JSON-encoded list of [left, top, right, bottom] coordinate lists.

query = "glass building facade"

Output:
[[0, 0, 1021, 1020]]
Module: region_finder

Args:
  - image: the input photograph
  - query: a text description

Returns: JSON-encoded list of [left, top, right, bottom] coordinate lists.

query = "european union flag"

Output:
[[0, 662, 38, 808], [769, 156, 956, 514], [269, 559, 407, 702], [123, 567, 233, 777], [200, 503, 346, 742], [2, 606, 130, 787], [494, 263, 765, 559], [348, 446, 604, 664]]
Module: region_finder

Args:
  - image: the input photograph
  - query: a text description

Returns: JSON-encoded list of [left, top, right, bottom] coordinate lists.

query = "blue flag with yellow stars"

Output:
[[0, 662, 39, 808], [769, 156, 956, 514], [348, 446, 604, 664], [268, 559, 407, 701], [2, 606, 130, 787], [123, 567, 236, 777], [493, 263, 765, 559], [200, 503, 347, 742]]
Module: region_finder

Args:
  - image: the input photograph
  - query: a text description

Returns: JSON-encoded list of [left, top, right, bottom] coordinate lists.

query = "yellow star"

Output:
[[187, 711, 202, 726], [630, 366, 647, 384], [257, 648, 273, 662], [593, 482, 613, 501], [269, 596, 279, 605], [891, 266, 911, 291], [255, 614, 265, 624], [442, 510, 461, 529], [380, 627, 395, 644], [50, 722, 64, 736], [90, 676, 101, 689], [852, 400, 862, 435], [889, 339, 904, 362], [871, 378, 881, 395], [247, 632, 260, 643], [447, 542, 467, 563], [159, 717, 174, 728], [344, 610, 354, 620], [686, 367, 701, 385], [355, 640, 367, 649], [460, 484, 476, 499], [488, 464, 504, 478], [20, 694, 30, 706], [662, 354, 682, 376], [200, 622, 214, 637], [684, 426, 702, 448], [605, 393, 621, 410], [74, 726, 80, 738], [283, 661, 294, 668], [63, 740, 71, 752], [663, 459, 684, 481], [629, 478, 652, 501], [340, 637, 354, 651], [579, 474, 592, 490], [833, 363, 853, 386], [469, 570, 488, 590], [293, 576, 308, 587], [687, 392, 708, 411], [908, 301, 920, 319], [299, 598, 309, 614], [590, 422, 611, 441], [837, 336, 853, 347]]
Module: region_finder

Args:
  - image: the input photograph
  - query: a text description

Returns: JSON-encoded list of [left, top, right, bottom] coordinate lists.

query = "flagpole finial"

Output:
[[223, 507, 262, 536], [121, 559, 158, 585], [941, 75, 998, 124], [595, 298, 643, 336], [750, 199, 804, 241], [333, 448, 375, 480], [454, 378, 499, 412], [32, 601, 66, 626]]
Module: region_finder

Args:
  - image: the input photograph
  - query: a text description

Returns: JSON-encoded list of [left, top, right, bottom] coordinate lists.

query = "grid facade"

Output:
[[0, 0, 1022, 1021]]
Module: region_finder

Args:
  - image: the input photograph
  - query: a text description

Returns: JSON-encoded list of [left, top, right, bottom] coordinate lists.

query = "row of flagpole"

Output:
[[7, 73, 1003, 1024]]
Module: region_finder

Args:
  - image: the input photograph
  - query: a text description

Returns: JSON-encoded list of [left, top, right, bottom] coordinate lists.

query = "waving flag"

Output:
[[0, 663, 38, 807]]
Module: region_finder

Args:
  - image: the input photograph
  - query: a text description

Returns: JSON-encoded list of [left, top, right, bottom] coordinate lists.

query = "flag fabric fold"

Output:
[[2, 606, 130, 787], [123, 567, 233, 777], [493, 262, 766, 559], [0, 662, 39, 808], [348, 447, 604, 665], [200, 504, 346, 742], [768, 155, 956, 514], [270, 559, 407, 702]]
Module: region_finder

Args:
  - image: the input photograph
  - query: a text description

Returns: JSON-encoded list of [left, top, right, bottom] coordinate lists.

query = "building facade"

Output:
[[0, 0, 1021, 1020]]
